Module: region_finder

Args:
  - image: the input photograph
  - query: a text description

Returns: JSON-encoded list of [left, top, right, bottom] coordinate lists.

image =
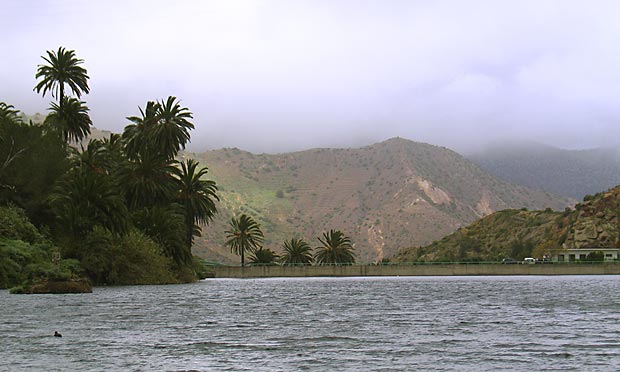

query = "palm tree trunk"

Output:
[[59, 83, 64, 107], [241, 250, 245, 267]]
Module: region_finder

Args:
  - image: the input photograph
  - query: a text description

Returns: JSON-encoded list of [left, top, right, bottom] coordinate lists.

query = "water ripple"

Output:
[[2, 275, 620, 371]]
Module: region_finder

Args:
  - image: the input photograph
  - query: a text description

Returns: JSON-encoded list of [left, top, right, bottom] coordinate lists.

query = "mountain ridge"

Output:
[[189, 137, 571, 263], [75, 128, 574, 262]]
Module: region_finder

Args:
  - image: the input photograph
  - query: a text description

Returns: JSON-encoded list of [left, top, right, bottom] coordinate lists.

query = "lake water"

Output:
[[2, 276, 620, 371]]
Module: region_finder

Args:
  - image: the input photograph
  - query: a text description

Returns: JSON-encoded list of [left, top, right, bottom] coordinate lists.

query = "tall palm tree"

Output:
[[45, 97, 92, 143], [174, 159, 219, 256], [34, 46, 90, 104], [314, 229, 356, 265], [281, 238, 313, 265], [225, 214, 264, 267], [122, 100, 159, 161], [122, 97, 194, 161], [152, 96, 194, 160]]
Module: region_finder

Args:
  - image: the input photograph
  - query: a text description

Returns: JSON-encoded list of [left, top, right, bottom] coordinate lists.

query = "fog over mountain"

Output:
[[3, 1, 620, 153], [468, 141, 620, 200]]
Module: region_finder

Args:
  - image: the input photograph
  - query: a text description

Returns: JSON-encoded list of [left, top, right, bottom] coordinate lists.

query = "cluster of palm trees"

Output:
[[28, 47, 219, 269], [225, 214, 356, 266], [3, 46, 357, 281]]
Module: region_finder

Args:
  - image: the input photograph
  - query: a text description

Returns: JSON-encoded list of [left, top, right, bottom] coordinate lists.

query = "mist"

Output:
[[2, 0, 620, 154]]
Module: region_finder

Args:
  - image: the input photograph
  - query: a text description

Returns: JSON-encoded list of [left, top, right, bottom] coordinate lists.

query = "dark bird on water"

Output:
[[54, 331, 62, 337]]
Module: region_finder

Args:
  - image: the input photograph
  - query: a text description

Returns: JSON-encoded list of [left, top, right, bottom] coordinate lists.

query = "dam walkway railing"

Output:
[[205, 261, 620, 278]]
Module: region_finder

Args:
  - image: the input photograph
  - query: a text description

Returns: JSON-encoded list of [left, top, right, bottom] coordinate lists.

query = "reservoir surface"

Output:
[[2, 276, 620, 371]]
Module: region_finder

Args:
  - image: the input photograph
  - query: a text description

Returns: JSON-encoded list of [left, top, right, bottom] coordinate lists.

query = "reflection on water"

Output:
[[2, 276, 620, 371]]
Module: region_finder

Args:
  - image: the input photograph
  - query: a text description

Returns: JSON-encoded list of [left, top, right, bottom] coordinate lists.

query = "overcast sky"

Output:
[[2, 0, 620, 153]]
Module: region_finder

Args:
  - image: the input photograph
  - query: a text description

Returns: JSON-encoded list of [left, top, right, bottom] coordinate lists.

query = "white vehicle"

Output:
[[522, 257, 536, 264]]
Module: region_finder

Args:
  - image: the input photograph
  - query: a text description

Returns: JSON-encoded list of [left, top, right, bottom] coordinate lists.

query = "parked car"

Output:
[[522, 257, 536, 264], [501, 258, 518, 264]]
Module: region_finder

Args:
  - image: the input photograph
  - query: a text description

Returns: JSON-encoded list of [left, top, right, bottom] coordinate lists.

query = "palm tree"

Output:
[[281, 238, 313, 265], [118, 153, 178, 211], [133, 205, 187, 265], [77, 135, 123, 175], [45, 97, 92, 143], [174, 159, 219, 256], [152, 96, 194, 160], [122, 100, 159, 161], [0, 102, 22, 125], [49, 167, 129, 237], [225, 214, 264, 267], [314, 229, 356, 265], [0, 103, 26, 179], [249, 248, 279, 265], [122, 97, 194, 161], [34, 47, 90, 104]]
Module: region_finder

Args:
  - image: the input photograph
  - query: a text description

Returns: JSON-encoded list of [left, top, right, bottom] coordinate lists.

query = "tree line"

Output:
[[1, 47, 356, 289], [1, 47, 218, 287]]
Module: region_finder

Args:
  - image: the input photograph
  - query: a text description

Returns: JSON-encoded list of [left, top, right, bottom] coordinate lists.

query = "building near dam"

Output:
[[554, 248, 620, 262]]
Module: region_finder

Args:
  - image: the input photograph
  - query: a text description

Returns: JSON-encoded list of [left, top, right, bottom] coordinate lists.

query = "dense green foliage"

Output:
[[0, 205, 80, 289], [0, 107, 70, 227], [0, 204, 41, 243], [0, 238, 81, 289], [1, 47, 219, 288], [78, 228, 178, 285]]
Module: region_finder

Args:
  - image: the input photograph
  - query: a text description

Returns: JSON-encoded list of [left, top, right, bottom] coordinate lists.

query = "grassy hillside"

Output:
[[191, 137, 570, 263], [391, 187, 620, 263]]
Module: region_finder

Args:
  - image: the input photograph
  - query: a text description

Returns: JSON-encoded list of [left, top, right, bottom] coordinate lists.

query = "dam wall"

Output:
[[209, 263, 620, 278]]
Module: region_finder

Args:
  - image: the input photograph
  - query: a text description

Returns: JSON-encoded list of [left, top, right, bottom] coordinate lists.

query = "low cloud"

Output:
[[2, 0, 620, 153]]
